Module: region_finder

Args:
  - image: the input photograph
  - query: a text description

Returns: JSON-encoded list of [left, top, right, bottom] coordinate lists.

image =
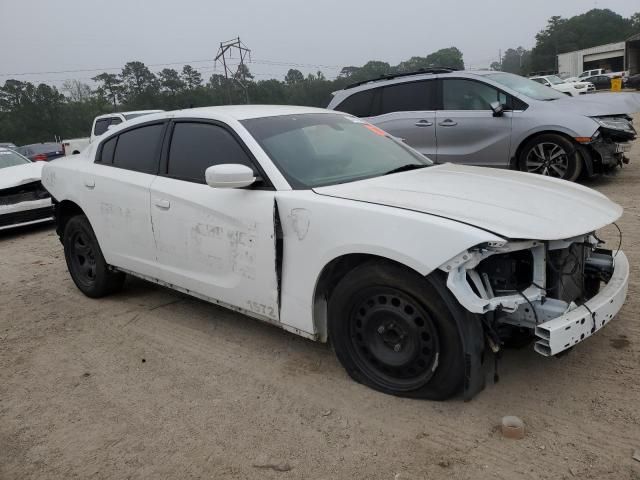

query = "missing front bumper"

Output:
[[534, 251, 629, 356]]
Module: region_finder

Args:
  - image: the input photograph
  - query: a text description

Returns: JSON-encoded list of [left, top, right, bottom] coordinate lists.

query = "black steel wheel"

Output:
[[329, 261, 465, 400], [63, 215, 125, 298]]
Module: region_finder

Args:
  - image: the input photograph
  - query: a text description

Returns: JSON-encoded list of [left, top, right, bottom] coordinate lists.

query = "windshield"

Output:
[[485, 72, 565, 101], [547, 75, 565, 85], [241, 113, 432, 188], [0, 149, 30, 169]]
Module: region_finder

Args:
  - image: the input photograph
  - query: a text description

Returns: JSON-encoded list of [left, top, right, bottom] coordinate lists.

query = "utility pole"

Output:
[[214, 37, 252, 104]]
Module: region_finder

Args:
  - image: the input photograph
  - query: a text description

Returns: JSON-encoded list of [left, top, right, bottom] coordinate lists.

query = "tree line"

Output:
[[1, 8, 638, 145], [491, 9, 640, 75]]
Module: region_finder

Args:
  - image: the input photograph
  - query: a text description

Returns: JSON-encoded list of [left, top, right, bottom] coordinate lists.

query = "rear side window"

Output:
[[99, 136, 117, 164], [379, 80, 436, 114], [167, 122, 255, 182], [93, 118, 111, 136], [112, 123, 164, 174], [334, 89, 376, 117], [442, 79, 506, 110]]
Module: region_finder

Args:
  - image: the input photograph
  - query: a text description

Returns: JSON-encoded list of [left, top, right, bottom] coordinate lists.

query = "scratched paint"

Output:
[[288, 208, 310, 240]]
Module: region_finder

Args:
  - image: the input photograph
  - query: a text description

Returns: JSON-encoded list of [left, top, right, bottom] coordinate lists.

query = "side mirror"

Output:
[[205, 164, 256, 189], [490, 101, 504, 117]]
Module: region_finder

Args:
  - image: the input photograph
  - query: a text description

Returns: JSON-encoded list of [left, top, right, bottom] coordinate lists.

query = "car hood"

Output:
[[0, 162, 44, 191], [313, 164, 622, 240], [552, 92, 640, 116]]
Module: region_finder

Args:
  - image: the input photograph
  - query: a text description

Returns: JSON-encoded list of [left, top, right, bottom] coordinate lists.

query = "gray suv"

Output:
[[327, 69, 636, 181]]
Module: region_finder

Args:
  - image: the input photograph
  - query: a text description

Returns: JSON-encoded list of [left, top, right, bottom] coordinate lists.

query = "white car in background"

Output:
[[42, 106, 628, 400], [62, 110, 163, 155], [0, 147, 53, 231], [530, 75, 593, 96]]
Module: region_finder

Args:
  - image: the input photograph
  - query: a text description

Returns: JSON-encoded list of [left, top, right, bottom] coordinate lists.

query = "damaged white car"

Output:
[[41, 106, 629, 400], [0, 147, 53, 231]]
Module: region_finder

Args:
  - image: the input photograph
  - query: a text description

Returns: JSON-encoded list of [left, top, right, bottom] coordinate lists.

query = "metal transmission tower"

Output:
[[214, 37, 252, 104]]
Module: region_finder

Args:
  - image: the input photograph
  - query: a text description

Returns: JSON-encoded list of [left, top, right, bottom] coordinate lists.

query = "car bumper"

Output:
[[0, 199, 54, 231], [534, 251, 629, 356]]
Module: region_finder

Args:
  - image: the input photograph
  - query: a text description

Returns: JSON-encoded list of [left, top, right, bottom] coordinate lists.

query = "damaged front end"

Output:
[[440, 234, 629, 357], [0, 181, 54, 230], [586, 115, 636, 171]]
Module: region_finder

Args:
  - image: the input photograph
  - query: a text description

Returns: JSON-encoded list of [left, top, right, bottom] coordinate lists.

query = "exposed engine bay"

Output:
[[440, 232, 627, 356]]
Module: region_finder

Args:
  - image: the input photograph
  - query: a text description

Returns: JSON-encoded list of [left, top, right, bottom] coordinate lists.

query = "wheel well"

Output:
[[312, 253, 422, 343], [55, 200, 85, 240], [511, 130, 580, 169]]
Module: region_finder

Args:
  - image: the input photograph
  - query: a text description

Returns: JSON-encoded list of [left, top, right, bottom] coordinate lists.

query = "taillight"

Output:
[[33, 154, 47, 161]]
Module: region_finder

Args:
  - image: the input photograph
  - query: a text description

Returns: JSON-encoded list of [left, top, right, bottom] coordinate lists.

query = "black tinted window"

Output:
[[94, 118, 111, 136], [380, 81, 436, 114], [334, 89, 376, 117], [168, 122, 254, 182], [112, 124, 163, 174], [99, 136, 117, 164], [443, 79, 506, 110]]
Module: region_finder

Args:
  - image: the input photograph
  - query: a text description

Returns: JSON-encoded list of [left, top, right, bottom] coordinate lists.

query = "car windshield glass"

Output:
[[241, 113, 432, 188], [485, 72, 565, 100], [123, 112, 153, 120], [547, 75, 565, 85], [0, 149, 30, 169]]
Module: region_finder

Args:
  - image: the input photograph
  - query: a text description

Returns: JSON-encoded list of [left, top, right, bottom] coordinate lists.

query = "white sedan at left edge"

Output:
[[41, 106, 629, 400], [0, 147, 53, 231]]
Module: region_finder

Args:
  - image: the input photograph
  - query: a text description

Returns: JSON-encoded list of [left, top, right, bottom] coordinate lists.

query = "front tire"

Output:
[[63, 215, 125, 298], [518, 134, 582, 181], [328, 261, 464, 400]]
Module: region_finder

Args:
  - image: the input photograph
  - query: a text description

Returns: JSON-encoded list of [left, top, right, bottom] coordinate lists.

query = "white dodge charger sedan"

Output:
[[41, 106, 629, 400]]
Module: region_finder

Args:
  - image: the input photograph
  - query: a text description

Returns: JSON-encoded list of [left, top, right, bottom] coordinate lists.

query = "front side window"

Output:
[[112, 123, 164, 174], [442, 79, 506, 110], [167, 122, 255, 182], [379, 80, 436, 114], [242, 113, 431, 189], [334, 89, 376, 118]]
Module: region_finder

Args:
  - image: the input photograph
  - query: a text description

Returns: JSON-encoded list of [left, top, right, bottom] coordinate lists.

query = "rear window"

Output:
[[93, 118, 112, 136], [112, 124, 164, 174], [28, 143, 62, 154], [99, 136, 117, 164], [334, 89, 376, 117]]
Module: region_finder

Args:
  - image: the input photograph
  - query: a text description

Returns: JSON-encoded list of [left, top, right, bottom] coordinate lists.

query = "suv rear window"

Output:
[[112, 123, 164, 174], [334, 89, 376, 117]]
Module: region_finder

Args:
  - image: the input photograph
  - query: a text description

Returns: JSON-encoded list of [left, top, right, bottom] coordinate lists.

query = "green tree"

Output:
[[181, 65, 203, 90], [120, 61, 159, 106], [285, 69, 304, 85], [159, 68, 185, 94], [92, 73, 122, 110]]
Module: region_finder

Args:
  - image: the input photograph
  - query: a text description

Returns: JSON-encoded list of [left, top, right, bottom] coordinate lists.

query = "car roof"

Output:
[[94, 110, 164, 120], [122, 105, 335, 125]]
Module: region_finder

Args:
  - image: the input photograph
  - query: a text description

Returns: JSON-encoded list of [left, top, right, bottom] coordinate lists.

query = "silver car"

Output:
[[327, 69, 636, 182]]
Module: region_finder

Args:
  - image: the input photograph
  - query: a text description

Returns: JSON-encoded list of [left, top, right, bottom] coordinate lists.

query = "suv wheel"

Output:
[[518, 134, 582, 181]]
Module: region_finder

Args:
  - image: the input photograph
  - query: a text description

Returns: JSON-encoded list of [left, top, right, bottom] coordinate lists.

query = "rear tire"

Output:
[[518, 134, 582, 182], [63, 215, 125, 298], [328, 261, 464, 400]]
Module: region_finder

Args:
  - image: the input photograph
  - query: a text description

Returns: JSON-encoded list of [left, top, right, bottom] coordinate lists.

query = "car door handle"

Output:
[[438, 119, 458, 126], [414, 120, 433, 127], [84, 178, 95, 189], [154, 199, 171, 210]]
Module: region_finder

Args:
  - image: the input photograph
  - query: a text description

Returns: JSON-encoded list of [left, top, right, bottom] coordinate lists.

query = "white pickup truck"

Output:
[[62, 110, 163, 155]]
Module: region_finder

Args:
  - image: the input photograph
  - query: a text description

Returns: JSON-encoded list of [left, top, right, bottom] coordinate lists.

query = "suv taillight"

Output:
[[33, 154, 47, 161]]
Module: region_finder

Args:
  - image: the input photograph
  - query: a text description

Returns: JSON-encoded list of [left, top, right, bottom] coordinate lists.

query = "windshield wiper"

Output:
[[382, 164, 429, 176]]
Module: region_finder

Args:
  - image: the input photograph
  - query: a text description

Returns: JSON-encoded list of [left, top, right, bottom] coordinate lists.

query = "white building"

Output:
[[557, 35, 640, 77]]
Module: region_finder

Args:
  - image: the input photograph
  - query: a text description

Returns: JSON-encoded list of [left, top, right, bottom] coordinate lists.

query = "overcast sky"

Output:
[[0, 0, 637, 87]]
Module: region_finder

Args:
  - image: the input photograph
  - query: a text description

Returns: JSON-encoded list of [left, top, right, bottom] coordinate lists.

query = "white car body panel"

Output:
[[0, 160, 53, 230], [314, 163, 622, 241]]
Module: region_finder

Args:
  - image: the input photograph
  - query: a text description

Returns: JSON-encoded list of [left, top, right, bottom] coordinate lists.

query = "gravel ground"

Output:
[[1, 120, 639, 480]]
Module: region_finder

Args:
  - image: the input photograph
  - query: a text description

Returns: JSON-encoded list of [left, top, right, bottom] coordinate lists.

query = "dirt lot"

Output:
[[2, 126, 640, 480]]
